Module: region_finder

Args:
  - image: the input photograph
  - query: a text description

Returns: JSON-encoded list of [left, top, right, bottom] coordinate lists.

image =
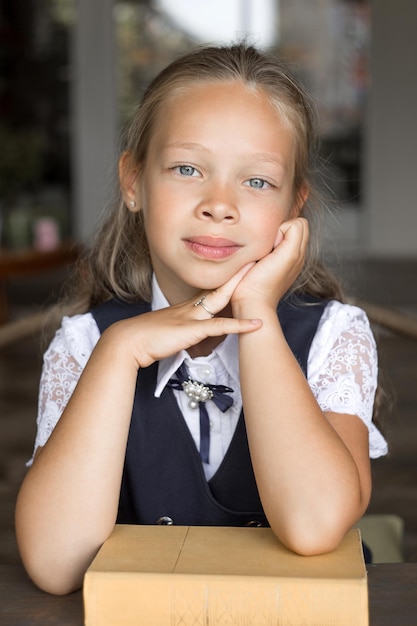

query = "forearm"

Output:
[[236, 304, 369, 554], [15, 283, 264, 594], [15, 324, 138, 594]]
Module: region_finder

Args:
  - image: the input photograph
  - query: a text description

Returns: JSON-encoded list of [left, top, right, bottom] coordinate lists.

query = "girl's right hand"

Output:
[[107, 263, 262, 368], [231, 217, 309, 316]]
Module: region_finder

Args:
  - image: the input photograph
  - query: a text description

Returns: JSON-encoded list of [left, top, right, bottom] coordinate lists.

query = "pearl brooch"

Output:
[[182, 379, 214, 409]]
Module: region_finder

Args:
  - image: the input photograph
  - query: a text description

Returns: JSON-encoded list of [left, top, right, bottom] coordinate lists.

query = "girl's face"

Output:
[[128, 80, 302, 304]]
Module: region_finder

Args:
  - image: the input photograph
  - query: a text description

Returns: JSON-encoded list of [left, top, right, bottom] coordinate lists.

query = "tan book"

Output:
[[84, 525, 368, 626]]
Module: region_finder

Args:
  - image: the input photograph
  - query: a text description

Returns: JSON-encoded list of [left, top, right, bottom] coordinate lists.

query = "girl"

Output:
[[15, 43, 387, 595]]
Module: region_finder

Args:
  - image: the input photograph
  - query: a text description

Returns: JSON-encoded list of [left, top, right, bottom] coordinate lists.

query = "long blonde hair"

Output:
[[63, 42, 344, 316], [49, 42, 390, 428]]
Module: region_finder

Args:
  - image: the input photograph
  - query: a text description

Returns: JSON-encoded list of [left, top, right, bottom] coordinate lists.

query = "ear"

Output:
[[119, 150, 141, 212], [290, 184, 309, 218]]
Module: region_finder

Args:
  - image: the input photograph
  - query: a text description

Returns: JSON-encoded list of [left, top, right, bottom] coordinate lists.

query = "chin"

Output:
[[189, 273, 232, 292]]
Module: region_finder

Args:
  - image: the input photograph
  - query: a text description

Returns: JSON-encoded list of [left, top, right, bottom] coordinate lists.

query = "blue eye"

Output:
[[178, 165, 197, 177], [248, 178, 268, 189]]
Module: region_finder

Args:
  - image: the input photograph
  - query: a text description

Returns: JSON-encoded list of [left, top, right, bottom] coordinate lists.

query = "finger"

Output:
[[193, 295, 216, 318], [135, 314, 262, 366], [192, 316, 262, 341], [273, 228, 284, 248], [193, 263, 256, 319], [297, 218, 310, 255], [278, 217, 306, 238], [276, 218, 309, 254], [217, 262, 256, 298]]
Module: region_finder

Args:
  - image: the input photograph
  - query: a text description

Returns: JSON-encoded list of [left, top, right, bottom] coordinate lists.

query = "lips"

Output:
[[184, 236, 242, 260]]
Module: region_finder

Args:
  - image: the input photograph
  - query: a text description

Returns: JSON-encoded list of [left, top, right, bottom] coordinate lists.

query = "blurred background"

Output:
[[0, 0, 416, 565]]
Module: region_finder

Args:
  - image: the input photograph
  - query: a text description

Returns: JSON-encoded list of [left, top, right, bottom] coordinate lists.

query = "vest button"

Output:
[[155, 516, 174, 525], [246, 520, 264, 527]]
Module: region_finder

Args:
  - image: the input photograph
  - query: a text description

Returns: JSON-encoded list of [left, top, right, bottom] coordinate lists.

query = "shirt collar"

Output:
[[152, 275, 239, 397]]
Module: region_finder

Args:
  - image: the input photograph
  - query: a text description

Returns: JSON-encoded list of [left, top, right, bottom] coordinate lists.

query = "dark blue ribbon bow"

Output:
[[167, 362, 234, 464]]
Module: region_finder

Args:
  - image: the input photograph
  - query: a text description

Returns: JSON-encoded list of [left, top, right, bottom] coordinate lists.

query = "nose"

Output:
[[196, 181, 239, 223]]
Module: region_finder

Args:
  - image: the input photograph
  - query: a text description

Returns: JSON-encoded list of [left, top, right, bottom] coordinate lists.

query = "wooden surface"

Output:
[[0, 564, 83, 625], [0, 241, 79, 280], [0, 241, 80, 323], [0, 562, 416, 625], [367, 563, 417, 625]]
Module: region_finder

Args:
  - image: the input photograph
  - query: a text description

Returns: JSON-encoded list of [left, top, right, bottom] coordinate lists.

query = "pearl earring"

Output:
[[128, 200, 136, 209]]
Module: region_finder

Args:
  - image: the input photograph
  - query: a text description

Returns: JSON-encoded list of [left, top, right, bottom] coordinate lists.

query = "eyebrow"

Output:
[[163, 141, 208, 152], [163, 143, 287, 170], [250, 152, 287, 171]]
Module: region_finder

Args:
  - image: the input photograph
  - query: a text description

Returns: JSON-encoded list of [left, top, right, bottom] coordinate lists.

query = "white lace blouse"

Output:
[[31, 299, 388, 471]]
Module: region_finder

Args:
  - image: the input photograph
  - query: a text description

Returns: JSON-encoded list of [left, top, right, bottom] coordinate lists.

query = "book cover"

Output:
[[84, 525, 368, 625]]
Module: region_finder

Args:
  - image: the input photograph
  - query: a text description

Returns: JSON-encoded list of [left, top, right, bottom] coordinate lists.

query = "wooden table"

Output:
[[0, 241, 80, 323], [0, 562, 416, 625]]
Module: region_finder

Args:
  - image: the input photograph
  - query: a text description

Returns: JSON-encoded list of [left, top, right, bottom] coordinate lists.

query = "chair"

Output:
[[355, 514, 404, 563]]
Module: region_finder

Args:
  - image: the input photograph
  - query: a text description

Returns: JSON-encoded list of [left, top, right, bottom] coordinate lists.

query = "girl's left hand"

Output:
[[231, 217, 309, 310]]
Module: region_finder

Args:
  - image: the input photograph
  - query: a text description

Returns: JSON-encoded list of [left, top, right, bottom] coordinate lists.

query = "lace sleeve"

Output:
[[29, 313, 100, 464], [308, 301, 388, 458]]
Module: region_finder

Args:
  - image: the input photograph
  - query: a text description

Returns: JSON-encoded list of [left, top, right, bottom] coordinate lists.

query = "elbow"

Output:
[[16, 526, 99, 596], [31, 571, 82, 597], [15, 497, 109, 595], [16, 521, 106, 595], [270, 513, 353, 557], [267, 489, 370, 557], [19, 554, 83, 595], [283, 528, 345, 557], [15, 512, 82, 595], [17, 541, 86, 595]]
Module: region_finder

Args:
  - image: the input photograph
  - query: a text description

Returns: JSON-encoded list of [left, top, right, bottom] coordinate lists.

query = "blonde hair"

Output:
[[65, 42, 344, 315], [49, 42, 389, 429]]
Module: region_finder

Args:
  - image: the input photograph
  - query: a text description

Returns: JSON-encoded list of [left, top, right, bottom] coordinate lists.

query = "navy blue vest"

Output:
[[92, 295, 327, 527]]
